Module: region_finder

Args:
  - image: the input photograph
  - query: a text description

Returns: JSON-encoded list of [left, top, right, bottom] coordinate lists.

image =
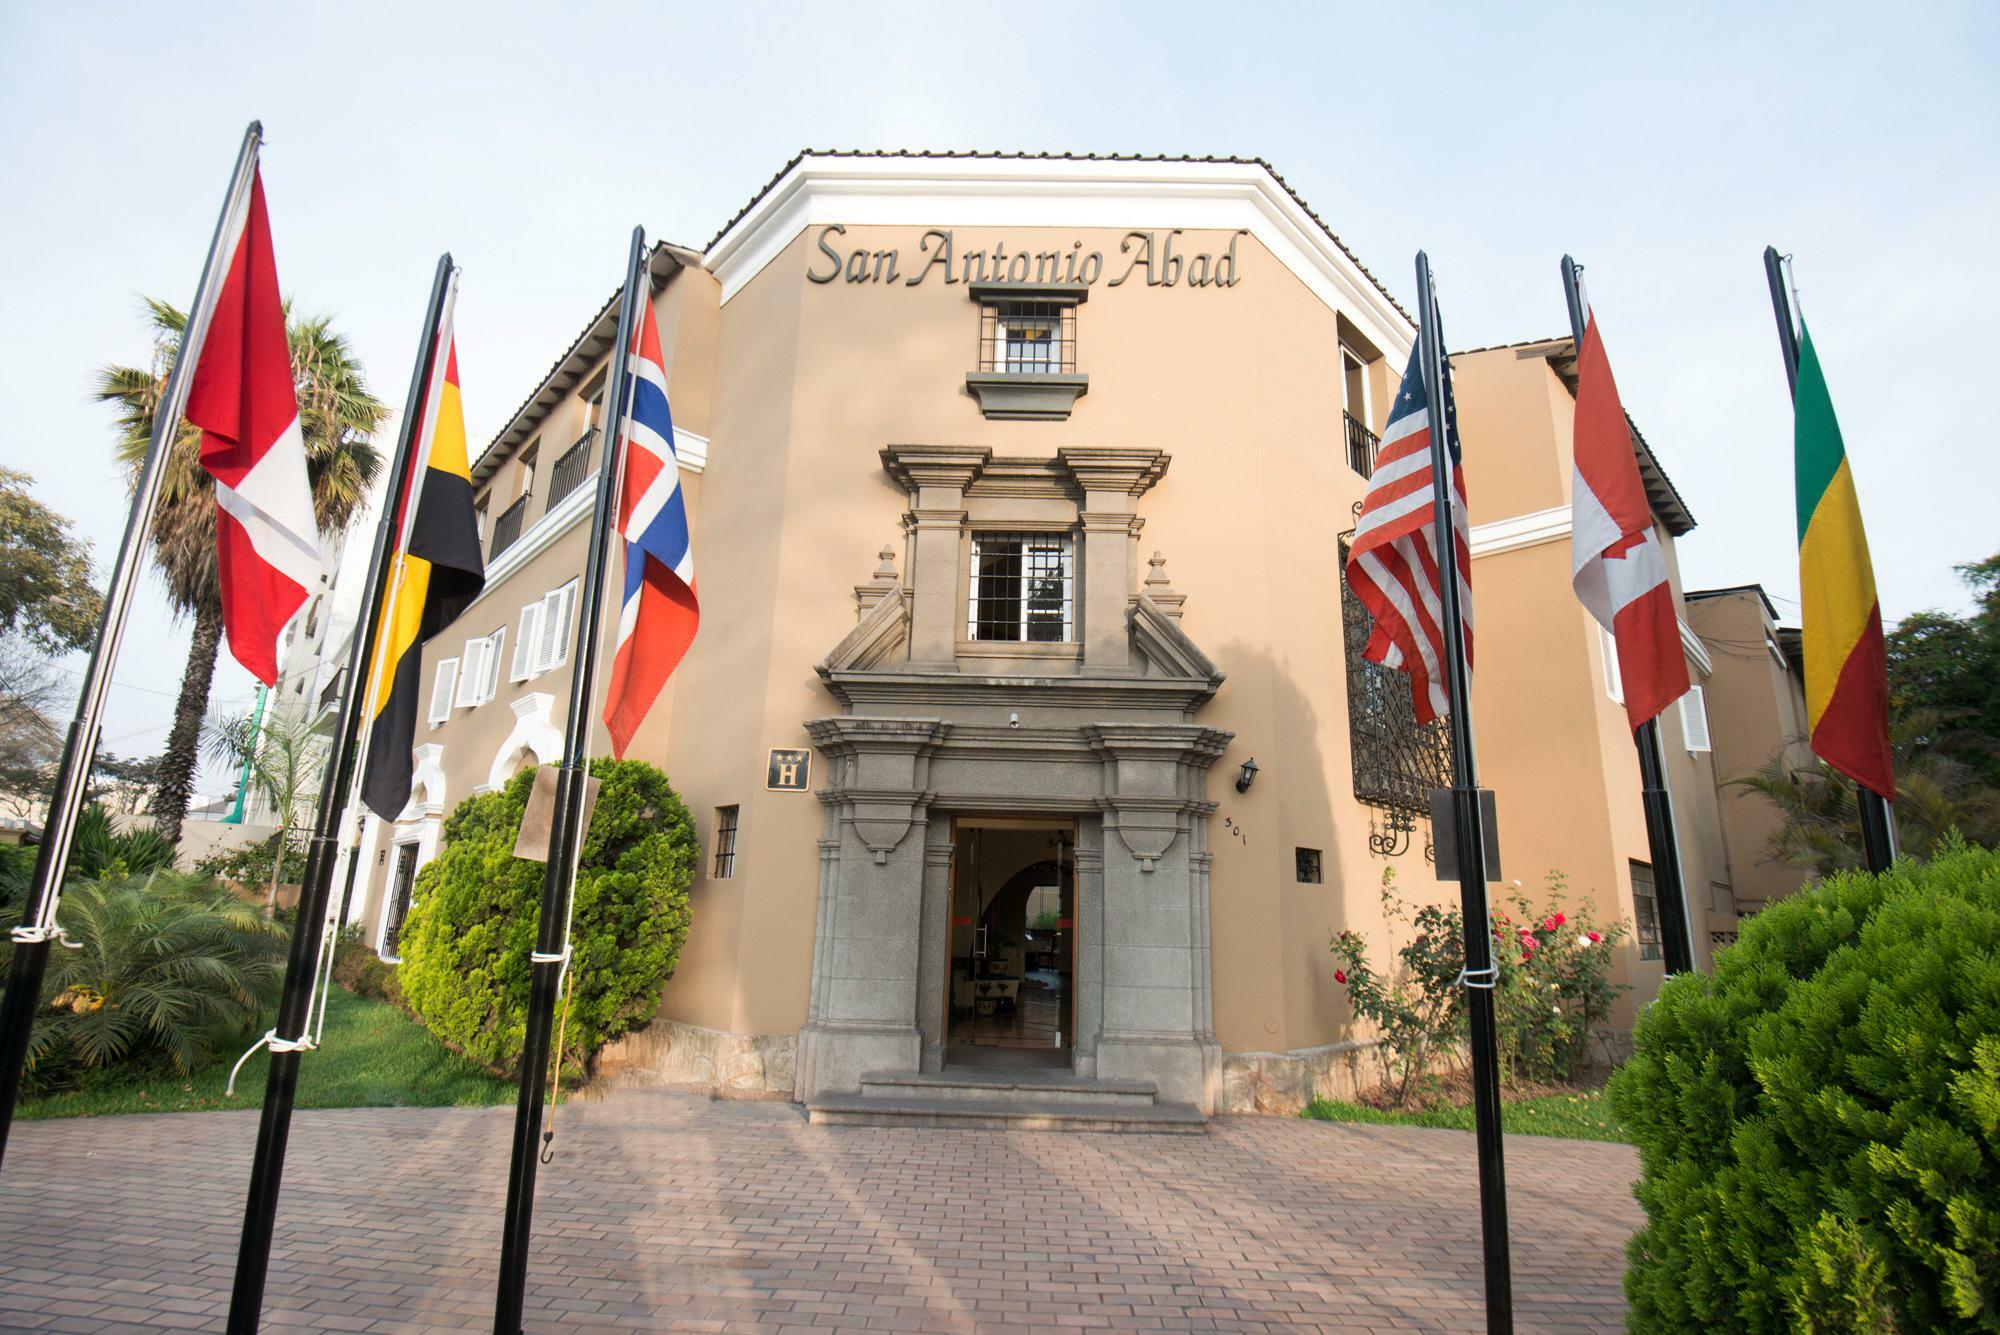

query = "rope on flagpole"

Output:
[[221, 269, 461, 1099], [534, 268, 650, 1165]]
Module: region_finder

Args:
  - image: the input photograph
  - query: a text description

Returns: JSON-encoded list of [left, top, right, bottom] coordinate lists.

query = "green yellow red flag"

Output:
[[359, 336, 484, 819], [1794, 320, 1894, 798]]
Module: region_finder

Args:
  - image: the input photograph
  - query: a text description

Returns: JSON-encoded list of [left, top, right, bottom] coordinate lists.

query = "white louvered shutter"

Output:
[[429, 658, 459, 725], [1599, 626, 1625, 705], [511, 603, 542, 681], [483, 627, 505, 700], [537, 580, 577, 674], [456, 638, 489, 707], [1680, 685, 1712, 753]]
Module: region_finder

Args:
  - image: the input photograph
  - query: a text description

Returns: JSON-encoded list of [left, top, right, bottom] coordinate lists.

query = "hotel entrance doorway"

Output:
[[946, 817, 1077, 1068]]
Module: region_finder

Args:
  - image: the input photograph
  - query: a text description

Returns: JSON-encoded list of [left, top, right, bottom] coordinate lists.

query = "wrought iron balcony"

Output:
[[1344, 411, 1380, 478], [489, 493, 530, 559], [545, 428, 599, 510]]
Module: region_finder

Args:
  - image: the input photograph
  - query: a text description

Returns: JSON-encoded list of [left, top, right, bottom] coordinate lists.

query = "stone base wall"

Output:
[[596, 1018, 797, 1099], [1219, 1040, 1374, 1115]]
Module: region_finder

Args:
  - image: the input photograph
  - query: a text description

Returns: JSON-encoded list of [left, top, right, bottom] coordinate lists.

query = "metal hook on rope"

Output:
[[1454, 964, 1499, 991]]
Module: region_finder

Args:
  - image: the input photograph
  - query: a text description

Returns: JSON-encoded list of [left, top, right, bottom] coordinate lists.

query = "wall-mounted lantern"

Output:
[[1235, 757, 1259, 794]]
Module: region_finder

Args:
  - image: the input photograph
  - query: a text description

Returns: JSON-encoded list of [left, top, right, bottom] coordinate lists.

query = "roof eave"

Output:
[[469, 243, 692, 488]]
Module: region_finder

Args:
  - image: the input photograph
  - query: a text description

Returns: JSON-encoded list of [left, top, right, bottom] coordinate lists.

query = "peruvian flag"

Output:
[[183, 167, 321, 685], [1570, 312, 1690, 731]]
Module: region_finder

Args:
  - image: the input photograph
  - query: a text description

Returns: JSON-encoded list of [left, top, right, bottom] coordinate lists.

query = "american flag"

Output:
[[1342, 340, 1473, 724], [602, 295, 699, 757]]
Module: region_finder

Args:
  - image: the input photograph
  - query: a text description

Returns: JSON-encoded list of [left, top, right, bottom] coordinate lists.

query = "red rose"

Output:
[[1552, 912, 1567, 927], [1586, 930, 1602, 944], [1334, 969, 1348, 985]]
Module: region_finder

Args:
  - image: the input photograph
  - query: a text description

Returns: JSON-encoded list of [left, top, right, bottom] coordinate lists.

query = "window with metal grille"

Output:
[[978, 300, 1076, 374], [1337, 527, 1453, 856], [1631, 861, 1663, 960], [967, 532, 1074, 642], [712, 805, 739, 879], [1296, 848, 1323, 884]]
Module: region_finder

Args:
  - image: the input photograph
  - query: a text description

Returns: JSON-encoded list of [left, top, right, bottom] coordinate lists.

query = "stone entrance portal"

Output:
[[795, 446, 1233, 1113]]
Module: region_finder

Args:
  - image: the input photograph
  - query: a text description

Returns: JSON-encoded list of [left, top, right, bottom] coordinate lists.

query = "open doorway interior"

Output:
[[948, 817, 1077, 1068]]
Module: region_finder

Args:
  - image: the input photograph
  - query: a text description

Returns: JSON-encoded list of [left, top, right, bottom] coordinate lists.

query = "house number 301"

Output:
[[1222, 816, 1248, 846]]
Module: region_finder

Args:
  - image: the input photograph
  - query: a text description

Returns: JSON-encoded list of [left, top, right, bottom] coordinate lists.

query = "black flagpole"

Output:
[[1414, 251, 1513, 1332], [493, 224, 647, 1335], [0, 122, 265, 1170], [1762, 245, 1897, 874], [227, 253, 456, 1333], [1559, 256, 1697, 975]]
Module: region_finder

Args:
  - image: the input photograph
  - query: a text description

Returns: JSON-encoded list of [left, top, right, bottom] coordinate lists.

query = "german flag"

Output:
[[1794, 320, 1893, 798], [360, 336, 484, 819]]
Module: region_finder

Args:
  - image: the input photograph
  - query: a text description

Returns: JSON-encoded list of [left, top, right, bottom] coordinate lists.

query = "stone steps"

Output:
[[806, 1091, 1207, 1133], [858, 1068, 1160, 1108], [806, 1065, 1207, 1133]]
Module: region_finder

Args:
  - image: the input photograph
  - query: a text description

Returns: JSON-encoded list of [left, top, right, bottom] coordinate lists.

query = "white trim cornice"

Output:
[[1680, 617, 1714, 676], [472, 431, 709, 613], [1469, 505, 1571, 558], [701, 156, 1415, 360]]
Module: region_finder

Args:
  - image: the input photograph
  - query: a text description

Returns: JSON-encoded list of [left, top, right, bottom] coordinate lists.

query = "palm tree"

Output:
[[94, 300, 384, 846], [27, 871, 286, 1082], [203, 702, 324, 909], [1730, 708, 2000, 878]]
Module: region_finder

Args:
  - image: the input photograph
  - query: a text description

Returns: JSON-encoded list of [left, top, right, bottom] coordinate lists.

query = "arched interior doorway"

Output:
[[947, 818, 1076, 1067]]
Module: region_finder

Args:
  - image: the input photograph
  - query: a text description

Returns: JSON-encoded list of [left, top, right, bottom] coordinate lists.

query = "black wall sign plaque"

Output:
[[766, 749, 811, 792]]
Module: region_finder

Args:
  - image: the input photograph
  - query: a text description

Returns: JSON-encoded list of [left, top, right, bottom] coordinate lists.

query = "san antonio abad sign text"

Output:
[[807, 225, 1246, 289]]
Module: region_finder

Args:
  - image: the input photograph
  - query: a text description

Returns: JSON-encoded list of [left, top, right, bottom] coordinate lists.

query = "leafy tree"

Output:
[[1887, 552, 2000, 784], [0, 635, 64, 818], [1731, 708, 2000, 877], [25, 871, 286, 1087], [0, 468, 101, 653], [1607, 839, 2000, 1332], [85, 750, 161, 817], [203, 702, 324, 910], [93, 299, 385, 847], [397, 760, 697, 1078]]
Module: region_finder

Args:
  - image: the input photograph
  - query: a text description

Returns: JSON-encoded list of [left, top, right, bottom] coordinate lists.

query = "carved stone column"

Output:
[[917, 824, 954, 1072], [1057, 448, 1168, 674], [881, 446, 989, 666], [796, 717, 950, 1098], [1084, 722, 1230, 1110], [1071, 826, 1105, 1079]]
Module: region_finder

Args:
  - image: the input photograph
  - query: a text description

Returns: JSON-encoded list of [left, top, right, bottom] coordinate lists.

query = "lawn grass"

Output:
[[1302, 1089, 1627, 1143], [18, 985, 513, 1120]]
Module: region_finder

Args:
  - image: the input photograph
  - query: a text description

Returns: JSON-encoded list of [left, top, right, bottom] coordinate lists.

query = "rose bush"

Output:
[[1331, 869, 1626, 1105]]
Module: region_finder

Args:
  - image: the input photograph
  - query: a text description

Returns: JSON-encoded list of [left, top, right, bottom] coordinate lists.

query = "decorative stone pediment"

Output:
[[821, 548, 910, 673]]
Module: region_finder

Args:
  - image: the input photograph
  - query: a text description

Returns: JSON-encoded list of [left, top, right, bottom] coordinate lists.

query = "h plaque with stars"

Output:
[[766, 748, 811, 792]]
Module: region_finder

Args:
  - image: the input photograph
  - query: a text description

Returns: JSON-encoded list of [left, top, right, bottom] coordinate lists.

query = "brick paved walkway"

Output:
[[0, 1089, 1639, 1332]]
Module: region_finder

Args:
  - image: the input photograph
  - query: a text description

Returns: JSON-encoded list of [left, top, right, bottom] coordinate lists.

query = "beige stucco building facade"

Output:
[[349, 153, 1751, 1119]]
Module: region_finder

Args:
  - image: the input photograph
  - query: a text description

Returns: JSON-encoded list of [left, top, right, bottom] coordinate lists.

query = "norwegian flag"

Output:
[[1343, 342, 1473, 724], [1570, 312, 1688, 731], [602, 296, 699, 757], [183, 167, 320, 684]]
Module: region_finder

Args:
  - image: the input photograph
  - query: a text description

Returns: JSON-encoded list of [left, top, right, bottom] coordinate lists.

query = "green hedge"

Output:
[[1607, 839, 2000, 1331], [396, 759, 697, 1077]]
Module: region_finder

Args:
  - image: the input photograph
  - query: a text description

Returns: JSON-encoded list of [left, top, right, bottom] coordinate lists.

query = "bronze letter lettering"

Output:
[[1109, 231, 1154, 286], [807, 224, 845, 284], [872, 249, 899, 283], [1186, 252, 1212, 287], [844, 248, 872, 282], [1034, 251, 1061, 282], [907, 229, 956, 285], [1159, 229, 1183, 286], [959, 249, 988, 284], [1077, 251, 1103, 285], [1216, 230, 1246, 287]]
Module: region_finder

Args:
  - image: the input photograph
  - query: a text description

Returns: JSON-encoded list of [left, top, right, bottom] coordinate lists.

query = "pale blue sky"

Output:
[[3, 1, 1995, 784]]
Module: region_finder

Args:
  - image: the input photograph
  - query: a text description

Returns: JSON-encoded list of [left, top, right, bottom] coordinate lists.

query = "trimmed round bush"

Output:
[[1607, 839, 1999, 1331], [396, 759, 696, 1077]]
